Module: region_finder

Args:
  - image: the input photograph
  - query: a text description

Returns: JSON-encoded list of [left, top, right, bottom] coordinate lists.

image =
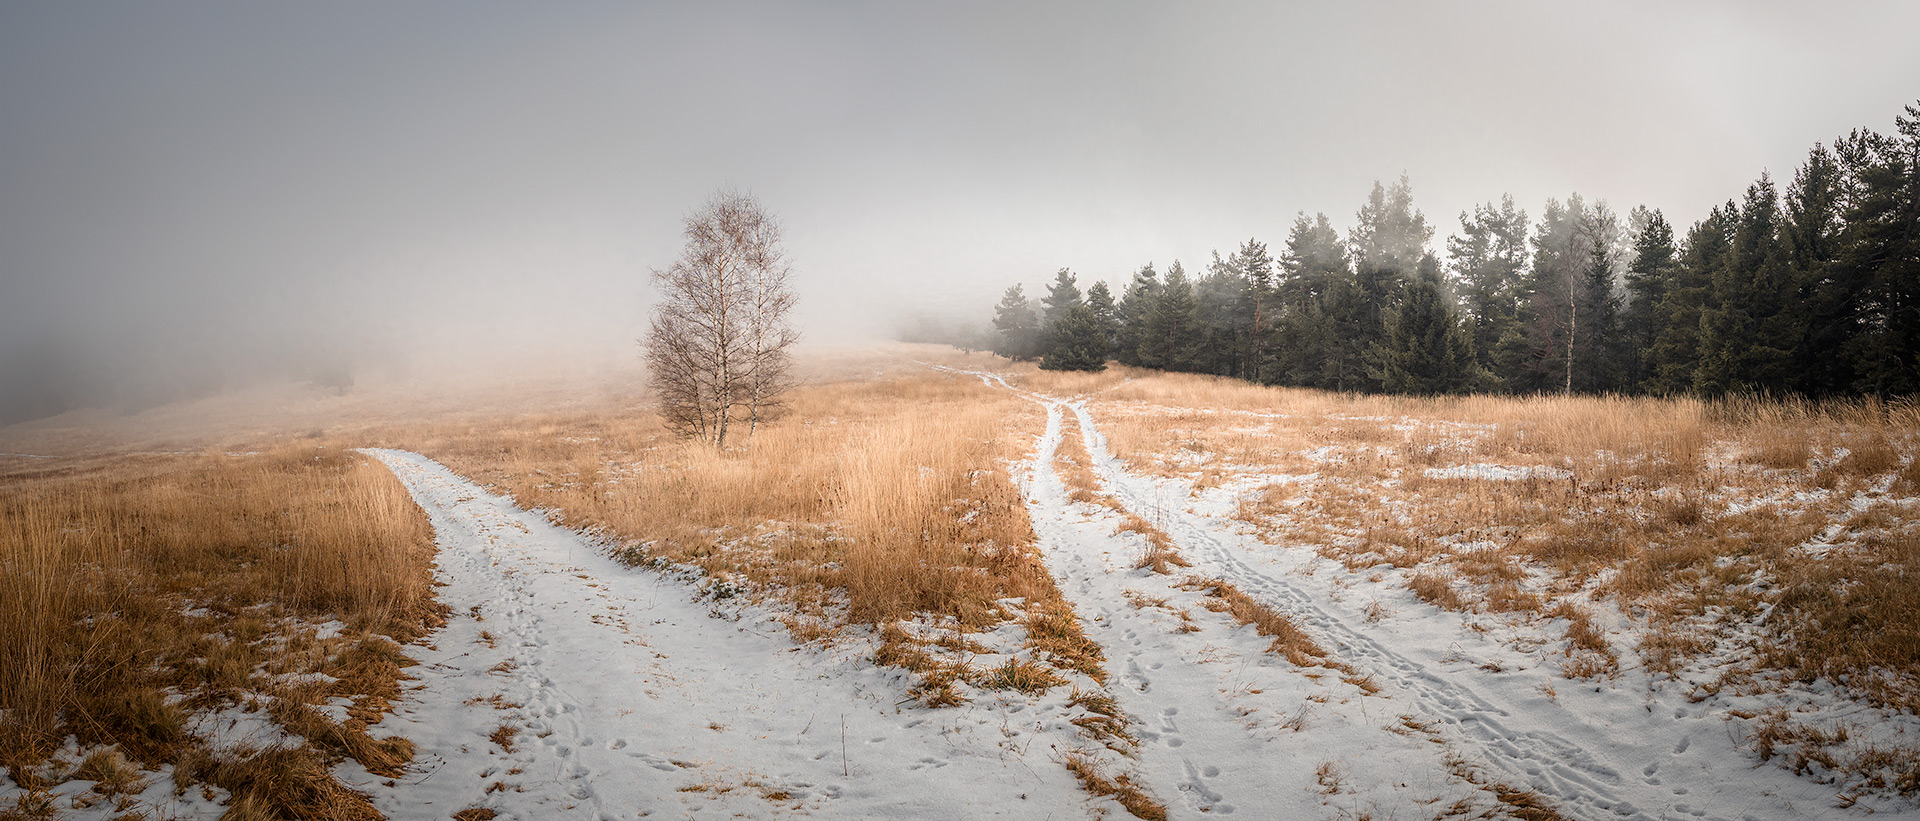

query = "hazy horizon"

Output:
[[5, 1, 1918, 422]]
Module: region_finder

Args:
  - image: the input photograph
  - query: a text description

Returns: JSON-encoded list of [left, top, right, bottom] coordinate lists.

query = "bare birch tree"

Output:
[[645, 190, 798, 448]]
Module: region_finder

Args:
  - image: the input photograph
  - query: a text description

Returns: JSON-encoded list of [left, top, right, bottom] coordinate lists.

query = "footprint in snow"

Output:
[[630, 752, 678, 772]]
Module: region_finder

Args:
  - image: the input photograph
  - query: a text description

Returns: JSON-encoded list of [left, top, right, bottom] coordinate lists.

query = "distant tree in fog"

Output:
[[1040, 268, 1083, 331], [645, 190, 798, 448], [1038, 270, 1106, 371], [1085, 280, 1119, 357], [991, 284, 1042, 361], [1138, 261, 1203, 371], [1370, 253, 1479, 394], [1114, 263, 1160, 367]]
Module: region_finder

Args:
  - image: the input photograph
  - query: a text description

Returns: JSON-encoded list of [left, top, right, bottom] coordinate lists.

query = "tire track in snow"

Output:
[[352, 448, 1092, 820], [1058, 398, 1839, 821], [1006, 388, 1507, 819], [1061, 401, 1626, 811], [1020, 399, 1250, 815], [946, 368, 1842, 820]]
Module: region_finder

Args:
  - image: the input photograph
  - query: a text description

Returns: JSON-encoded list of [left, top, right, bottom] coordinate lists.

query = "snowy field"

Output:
[[360, 375, 1917, 818], [10, 365, 1915, 820]]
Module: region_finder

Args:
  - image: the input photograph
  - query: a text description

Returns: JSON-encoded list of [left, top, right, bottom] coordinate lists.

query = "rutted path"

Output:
[[1061, 398, 1848, 821], [350, 371, 1871, 820], [958, 369, 1859, 821], [354, 449, 1088, 820], [1013, 393, 1509, 819]]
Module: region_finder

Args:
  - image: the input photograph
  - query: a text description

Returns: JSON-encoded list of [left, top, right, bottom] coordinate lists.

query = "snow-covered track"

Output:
[[950, 369, 1858, 821], [354, 449, 1087, 820], [1011, 392, 1508, 818], [1060, 398, 1855, 821]]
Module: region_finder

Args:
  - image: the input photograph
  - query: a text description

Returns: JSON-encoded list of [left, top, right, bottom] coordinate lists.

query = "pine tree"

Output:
[[1039, 271, 1099, 371], [1038, 268, 1082, 360], [1042, 268, 1083, 327], [1267, 213, 1352, 385], [1040, 303, 1107, 371], [1646, 203, 1734, 394], [1277, 212, 1348, 311], [1139, 261, 1203, 371], [1115, 264, 1160, 367], [986, 98, 1920, 401], [1783, 143, 1848, 395], [1350, 175, 1435, 277], [1346, 177, 1433, 391], [1446, 195, 1530, 389], [1370, 253, 1479, 394], [1233, 238, 1276, 378], [1085, 280, 1119, 361], [1834, 102, 1920, 394], [1695, 174, 1794, 395], [1196, 253, 1251, 377], [991, 284, 1042, 361], [1572, 207, 1625, 392], [1623, 206, 1677, 391], [1305, 274, 1382, 393]]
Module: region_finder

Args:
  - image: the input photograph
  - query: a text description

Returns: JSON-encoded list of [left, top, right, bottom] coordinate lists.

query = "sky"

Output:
[[2, 1, 1918, 419]]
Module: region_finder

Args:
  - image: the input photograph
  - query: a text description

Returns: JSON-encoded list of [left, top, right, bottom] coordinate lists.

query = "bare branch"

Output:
[[643, 190, 800, 448]]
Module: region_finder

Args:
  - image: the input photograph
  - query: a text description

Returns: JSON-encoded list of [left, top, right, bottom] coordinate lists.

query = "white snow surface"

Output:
[[17, 379, 1909, 819], [1423, 463, 1575, 481], [352, 449, 1092, 820], [948, 370, 1895, 820], [1015, 393, 1505, 817]]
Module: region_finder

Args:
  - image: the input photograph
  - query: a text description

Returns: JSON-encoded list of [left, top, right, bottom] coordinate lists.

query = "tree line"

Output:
[[990, 100, 1920, 397]]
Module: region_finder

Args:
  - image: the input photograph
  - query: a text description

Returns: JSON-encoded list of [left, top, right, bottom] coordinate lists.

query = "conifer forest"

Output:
[[991, 100, 1920, 399]]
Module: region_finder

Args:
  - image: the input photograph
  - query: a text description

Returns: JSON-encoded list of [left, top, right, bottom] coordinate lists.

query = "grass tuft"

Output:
[[1062, 753, 1167, 821]]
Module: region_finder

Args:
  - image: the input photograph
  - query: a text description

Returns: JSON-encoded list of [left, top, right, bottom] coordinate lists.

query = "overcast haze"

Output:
[[3, 1, 1918, 420]]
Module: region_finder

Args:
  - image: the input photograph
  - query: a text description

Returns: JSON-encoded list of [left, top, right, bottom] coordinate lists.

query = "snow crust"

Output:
[[353, 449, 1095, 819], [1423, 463, 1574, 481], [951, 370, 1894, 820]]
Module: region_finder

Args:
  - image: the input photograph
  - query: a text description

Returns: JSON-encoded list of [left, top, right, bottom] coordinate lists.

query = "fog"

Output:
[[3, 1, 1917, 423]]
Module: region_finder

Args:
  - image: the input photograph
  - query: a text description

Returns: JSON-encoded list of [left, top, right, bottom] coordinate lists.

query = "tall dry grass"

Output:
[[1066, 366, 1920, 786], [369, 371, 1103, 700], [0, 446, 440, 814]]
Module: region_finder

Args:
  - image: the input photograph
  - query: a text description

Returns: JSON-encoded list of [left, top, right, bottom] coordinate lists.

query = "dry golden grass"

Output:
[[1177, 577, 1361, 682], [1409, 571, 1468, 611], [1118, 511, 1190, 575], [360, 367, 1107, 707], [1066, 688, 1134, 749], [1062, 752, 1167, 821], [1024, 598, 1106, 682], [1091, 370, 1724, 483], [1053, 413, 1104, 506], [1764, 526, 1920, 713], [1071, 367, 1920, 784], [0, 445, 441, 816], [347, 356, 1143, 808], [1442, 751, 1570, 821]]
